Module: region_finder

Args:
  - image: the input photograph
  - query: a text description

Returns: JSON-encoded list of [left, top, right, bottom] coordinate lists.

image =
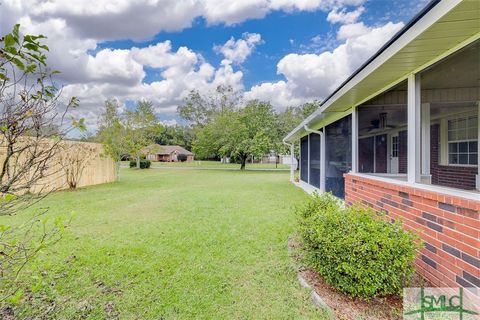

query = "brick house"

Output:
[[284, 0, 479, 289], [146, 145, 194, 162]]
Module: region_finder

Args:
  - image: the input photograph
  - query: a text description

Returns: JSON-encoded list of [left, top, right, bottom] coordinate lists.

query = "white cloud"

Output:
[[131, 42, 198, 70], [86, 49, 145, 85], [245, 21, 404, 109], [5, 0, 367, 41], [161, 119, 178, 127], [336, 22, 370, 39], [214, 33, 263, 64], [327, 6, 365, 24], [244, 81, 303, 110], [4, 0, 407, 128]]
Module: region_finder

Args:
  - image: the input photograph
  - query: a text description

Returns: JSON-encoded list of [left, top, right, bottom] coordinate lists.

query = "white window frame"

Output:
[[440, 112, 478, 167]]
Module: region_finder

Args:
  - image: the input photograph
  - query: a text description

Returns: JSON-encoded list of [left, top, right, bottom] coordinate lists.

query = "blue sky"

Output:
[[97, 1, 426, 89], [3, 0, 430, 129]]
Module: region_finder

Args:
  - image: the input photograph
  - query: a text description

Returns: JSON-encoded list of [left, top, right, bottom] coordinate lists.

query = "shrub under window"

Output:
[[177, 154, 188, 162], [297, 193, 421, 299]]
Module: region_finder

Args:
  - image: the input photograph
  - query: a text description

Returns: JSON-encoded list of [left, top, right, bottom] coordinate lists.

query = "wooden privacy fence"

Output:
[[47, 140, 116, 191], [0, 139, 116, 193]]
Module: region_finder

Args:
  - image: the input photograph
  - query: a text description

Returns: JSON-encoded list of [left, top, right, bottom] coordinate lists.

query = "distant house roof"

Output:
[[148, 145, 194, 155]]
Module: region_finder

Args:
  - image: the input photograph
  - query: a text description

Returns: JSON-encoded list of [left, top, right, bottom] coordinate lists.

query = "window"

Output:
[[447, 115, 478, 165], [325, 115, 351, 198], [391, 136, 399, 158]]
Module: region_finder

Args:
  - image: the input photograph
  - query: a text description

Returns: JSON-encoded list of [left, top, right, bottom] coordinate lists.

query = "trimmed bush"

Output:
[[177, 154, 188, 162], [297, 193, 421, 299], [129, 159, 151, 169]]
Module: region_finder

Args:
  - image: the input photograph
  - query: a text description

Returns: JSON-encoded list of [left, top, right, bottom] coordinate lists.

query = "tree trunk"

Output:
[[136, 156, 140, 169], [240, 156, 246, 170]]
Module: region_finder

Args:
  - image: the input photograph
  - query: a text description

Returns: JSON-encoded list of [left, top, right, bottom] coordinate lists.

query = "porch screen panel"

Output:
[[359, 137, 374, 173], [375, 134, 388, 173], [325, 115, 352, 198], [300, 136, 309, 183], [419, 40, 479, 191], [309, 133, 321, 188]]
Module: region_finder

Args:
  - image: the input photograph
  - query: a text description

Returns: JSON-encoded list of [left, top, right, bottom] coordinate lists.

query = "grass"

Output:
[[122, 160, 290, 170], [8, 168, 323, 319]]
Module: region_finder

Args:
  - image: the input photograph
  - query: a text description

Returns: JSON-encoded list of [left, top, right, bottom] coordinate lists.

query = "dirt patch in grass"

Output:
[[289, 237, 431, 320]]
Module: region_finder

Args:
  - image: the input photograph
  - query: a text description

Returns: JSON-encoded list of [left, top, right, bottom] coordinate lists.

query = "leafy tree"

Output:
[[274, 102, 320, 167], [177, 85, 241, 127], [125, 100, 163, 168], [193, 100, 277, 170], [97, 99, 127, 180], [0, 24, 80, 300], [153, 125, 194, 150], [297, 101, 320, 119]]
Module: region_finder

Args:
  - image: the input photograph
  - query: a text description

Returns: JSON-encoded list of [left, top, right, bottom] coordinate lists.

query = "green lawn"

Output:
[[122, 160, 290, 170], [9, 168, 323, 319]]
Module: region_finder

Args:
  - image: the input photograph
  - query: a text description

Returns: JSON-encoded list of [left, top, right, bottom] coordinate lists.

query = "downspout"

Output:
[[282, 139, 295, 182], [304, 125, 325, 192]]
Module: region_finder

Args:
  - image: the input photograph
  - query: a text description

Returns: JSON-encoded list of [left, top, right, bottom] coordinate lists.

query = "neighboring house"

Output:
[[146, 145, 194, 162], [284, 0, 479, 289]]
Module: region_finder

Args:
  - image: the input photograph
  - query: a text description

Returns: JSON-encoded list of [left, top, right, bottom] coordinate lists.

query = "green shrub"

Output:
[[129, 159, 151, 169], [177, 154, 188, 162], [297, 193, 421, 299]]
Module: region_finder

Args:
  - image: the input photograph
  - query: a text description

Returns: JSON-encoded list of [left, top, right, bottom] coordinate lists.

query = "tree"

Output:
[[153, 125, 194, 150], [0, 24, 80, 300], [193, 100, 278, 170], [97, 99, 127, 180], [297, 101, 320, 119], [57, 142, 97, 189], [177, 85, 241, 127], [274, 102, 320, 168], [125, 100, 163, 168]]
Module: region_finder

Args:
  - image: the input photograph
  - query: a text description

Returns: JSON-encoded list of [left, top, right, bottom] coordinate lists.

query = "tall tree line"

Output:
[[96, 85, 319, 171], [178, 85, 319, 169]]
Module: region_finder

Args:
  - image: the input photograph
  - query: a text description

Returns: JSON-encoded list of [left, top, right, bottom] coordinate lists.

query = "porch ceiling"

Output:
[[285, 0, 480, 142]]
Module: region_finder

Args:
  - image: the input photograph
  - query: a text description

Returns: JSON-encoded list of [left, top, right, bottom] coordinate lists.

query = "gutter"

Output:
[[283, 139, 295, 182], [303, 125, 325, 192]]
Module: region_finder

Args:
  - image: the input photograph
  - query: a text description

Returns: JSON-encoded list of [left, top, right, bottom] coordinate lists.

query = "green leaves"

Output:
[[297, 193, 421, 299], [1, 23, 49, 77], [72, 118, 86, 131], [3, 34, 16, 48], [69, 96, 80, 108]]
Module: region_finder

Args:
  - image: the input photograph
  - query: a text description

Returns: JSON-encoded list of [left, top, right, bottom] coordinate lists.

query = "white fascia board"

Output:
[[284, 0, 463, 143]]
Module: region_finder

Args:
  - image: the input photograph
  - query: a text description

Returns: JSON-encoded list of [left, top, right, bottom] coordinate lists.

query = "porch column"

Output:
[[351, 107, 358, 173], [408, 73, 421, 184], [320, 128, 326, 192], [290, 143, 295, 182], [477, 101, 480, 191], [421, 103, 431, 184]]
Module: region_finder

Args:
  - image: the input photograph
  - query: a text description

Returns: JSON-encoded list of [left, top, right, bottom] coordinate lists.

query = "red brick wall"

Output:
[[431, 124, 478, 190], [345, 174, 480, 288]]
